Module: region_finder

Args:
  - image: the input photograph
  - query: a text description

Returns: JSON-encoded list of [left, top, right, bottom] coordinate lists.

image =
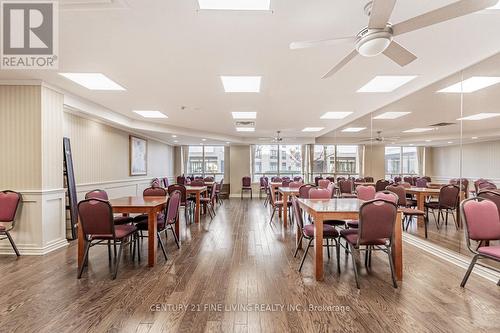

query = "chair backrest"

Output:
[[282, 180, 291, 187], [339, 179, 353, 194], [358, 199, 398, 245], [375, 191, 398, 204], [399, 182, 411, 189], [191, 179, 205, 187], [282, 176, 291, 181], [298, 184, 315, 198], [355, 178, 365, 183], [242, 176, 251, 187], [260, 177, 267, 187], [336, 176, 346, 183], [152, 178, 161, 188], [289, 181, 303, 188], [318, 179, 331, 189], [477, 181, 497, 191], [364, 176, 374, 182], [78, 198, 114, 237], [204, 176, 214, 182], [162, 177, 169, 188], [309, 188, 331, 199], [326, 176, 336, 183], [291, 196, 305, 230], [375, 179, 390, 192], [168, 184, 187, 204], [415, 178, 428, 188], [210, 180, 217, 200], [356, 185, 376, 201], [0, 190, 22, 223], [216, 178, 224, 190], [165, 190, 181, 225], [461, 197, 500, 243], [143, 187, 168, 196], [386, 185, 406, 206], [450, 178, 469, 192], [314, 176, 323, 186], [177, 176, 186, 185], [85, 189, 109, 201], [393, 176, 402, 183], [293, 176, 302, 182], [326, 182, 336, 198], [477, 190, 500, 217], [439, 185, 460, 208], [272, 176, 282, 182], [403, 176, 413, 185]]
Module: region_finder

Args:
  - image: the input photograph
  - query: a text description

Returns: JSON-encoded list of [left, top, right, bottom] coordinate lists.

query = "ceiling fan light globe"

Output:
[[356, 37, 391, 57]]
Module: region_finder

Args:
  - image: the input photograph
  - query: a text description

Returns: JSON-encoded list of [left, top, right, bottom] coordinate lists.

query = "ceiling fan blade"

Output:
[[368, 0, 397, 29], [382, 41, 417, 66], [322, 50, 358, 79], [392, 0, 497, 36], [289, 36, 355, 50]]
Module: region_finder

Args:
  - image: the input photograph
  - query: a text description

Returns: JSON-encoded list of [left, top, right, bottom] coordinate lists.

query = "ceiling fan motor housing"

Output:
[[355, 26, 393, 57]]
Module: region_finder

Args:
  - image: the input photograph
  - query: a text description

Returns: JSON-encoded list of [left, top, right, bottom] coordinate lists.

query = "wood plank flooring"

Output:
[[0, 198, 499, 333]]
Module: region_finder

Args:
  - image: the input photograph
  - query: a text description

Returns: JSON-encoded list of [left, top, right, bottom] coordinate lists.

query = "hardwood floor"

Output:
[[0, 198, 499, 333]]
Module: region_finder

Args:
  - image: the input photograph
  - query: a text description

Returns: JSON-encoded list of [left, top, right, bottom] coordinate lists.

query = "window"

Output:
[[187, 146, 225, 181], [313, 145, 336, 174], [253, 145, 303, 181], [385, 146, 418, 179], [312, 145, 358, 178], [336, 145, 358, 176]]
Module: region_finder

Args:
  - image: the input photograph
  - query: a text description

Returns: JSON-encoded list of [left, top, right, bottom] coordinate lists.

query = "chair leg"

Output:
[[112, 241, 125, 280], [298, 238, 313, 272], [335, 239, 341, 274], [78, 241, 91, 279], [349, 244, 360, 289], [269, 207, 276, 224], [157, 232, 168, 261], [294, 234, 303, 258], [387, 247, 398, 288], [326, 239, 330, 259], [107, 240, 112, 262], [451, 211, 459, 230], [137, 233, 141, 262], [461, 254, 479, 287], [170, 227, 180, 249], [5, 231, 20, 256]]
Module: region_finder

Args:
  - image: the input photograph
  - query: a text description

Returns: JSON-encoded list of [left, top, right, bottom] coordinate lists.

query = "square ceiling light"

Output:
[[232, 112, 257, 119], [236, 127, 255, 132], [373, 112, 411, 120], [437, 76, 500, 93], [133, 110, 168, 118], [357, 75, 417, 93], [302, 127, 324, 132], [488, 2, 500, 9], [458, 113, 500, 120], [320, 112, 353, 119], [198, 0, 271, 10], [403, 128, 433, 133], [59, 73, 125, 90], [342, 127, 366, 132], [221, 76, 261, 92]]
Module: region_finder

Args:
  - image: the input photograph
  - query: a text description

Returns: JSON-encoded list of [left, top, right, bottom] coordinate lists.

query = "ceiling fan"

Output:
[[290, 0, 497, 79], [359, 131, 399, 143], [273, 130, 284, 143]]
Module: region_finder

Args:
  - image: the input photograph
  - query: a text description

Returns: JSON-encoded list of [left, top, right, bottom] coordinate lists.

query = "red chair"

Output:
[[259, 177, 268, 198], [375, 179, 390, 192], [282, 179, 291, 187], [168, 184, 191, 224], [460, 197, 500, 287], [340, 198, 398, 289], [289, 181, 303, 189], [161, 177, 169, 188], [151, 178, 161, 188], [339, 179, 356, 198], [387, 185, 425, 234], [267, 186, 291, 224], [309, 188, 346, 227], [314, 176, 323, 186], [298, 184, 315, 199], [77, 198, 138, 279], [85, 189, 135, 225], [0, 190, 22, 256], [356, 185, 375, 201], [241, 176, 252, 199], [425, 185, 460, 230], [215, 178, 225, 205], [200, 181, 217, 219], [291, 196, 340, 273]]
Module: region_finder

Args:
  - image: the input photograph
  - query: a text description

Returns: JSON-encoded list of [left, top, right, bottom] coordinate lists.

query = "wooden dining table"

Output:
[[185, 185, 207, 223], [277, 187, 300, 227], [77, 196, 170, 269], [297, 198, 403, 282]]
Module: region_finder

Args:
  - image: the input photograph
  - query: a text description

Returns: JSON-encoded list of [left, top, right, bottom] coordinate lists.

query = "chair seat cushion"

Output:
[[274, 200, 292, 207], [134, 213, 165, 230], [346, 220, 359, 228], [200, 197, 212, 202], [303, 224, 339, 238], [340, 228, 386, 246], [242, 187, 252, 190], [341, 193, 357, 198], [400, 207, 425, 216], [406, 199, 417, 207], [478, 245, 500, 259], [91, 224, 137, 240], [113, 216, 134, 225], [324, 219, 346, 227]]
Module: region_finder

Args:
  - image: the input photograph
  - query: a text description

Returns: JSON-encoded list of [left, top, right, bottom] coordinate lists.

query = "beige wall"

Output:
[[363, 145, 386, 181], [229, 145, 250, 196], [63, 112, 174, 185]]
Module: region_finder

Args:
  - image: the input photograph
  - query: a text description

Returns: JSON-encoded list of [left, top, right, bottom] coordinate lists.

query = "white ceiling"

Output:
[[1, 0, 500, 145]]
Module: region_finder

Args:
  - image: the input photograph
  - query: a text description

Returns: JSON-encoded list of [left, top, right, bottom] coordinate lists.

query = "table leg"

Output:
[[296, 220, 302, 250], [283, 192, 288, 227], [195, 192, 201, 223], [392, 211, 403, 281], [417, 192, 425, 224], [314, 214, 324, 281], [457, 191, 465, 228], [175, 209, 181, 245], [77, 222, 84, 268], [148, 210, 157, 267]]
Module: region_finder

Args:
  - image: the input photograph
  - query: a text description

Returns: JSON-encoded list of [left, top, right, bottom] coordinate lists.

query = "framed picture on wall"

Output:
[[129, 135, 148, 176]]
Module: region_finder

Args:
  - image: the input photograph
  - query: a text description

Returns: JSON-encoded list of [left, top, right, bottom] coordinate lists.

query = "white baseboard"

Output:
[[403, 233, 500, 283], [0, 238, 68, 256]]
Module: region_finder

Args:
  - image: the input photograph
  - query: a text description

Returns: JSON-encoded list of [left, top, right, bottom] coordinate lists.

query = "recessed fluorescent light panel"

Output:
[[59, 73, 125, 91], [403, 128, 433, 133], [488, 2, 500, 9], [198, 0, 270, 10], [357, 76, 417, 93], [342, 127, 366, 132], [438, 77, 500, 93], [373, 112, 411, 120], [232, 112, 257, 119], [302, 127, 324, 132], [320, 112, 353, 119], [133, 110, 168, 118], [236, 127, 255, 132], [458, 113, 500, 121], [221, 76, 261, 92]]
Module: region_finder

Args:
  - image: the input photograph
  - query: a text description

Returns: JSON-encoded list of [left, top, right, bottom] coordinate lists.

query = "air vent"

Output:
[[235, 121, 255, 127], [429, 122, 455, 127]]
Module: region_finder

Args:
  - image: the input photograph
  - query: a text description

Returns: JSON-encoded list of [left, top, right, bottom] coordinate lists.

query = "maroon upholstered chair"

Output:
[[477, 190, 500, 217], [85, 189, 135, 225], [425, 185, 460, 230], [340, 198, 398, 289], [314, 176, 323, 186], [204, 176, 214, 182], [298, 184, 315, 199], [0, 190, 22, 256], [200, 181, 217, 219], [387, 185, 425, 233], [291, 196, 340, 273], [289, 181, 303, 189], [176, 176, 186, 185], [168, 184, 191, 224], [375, 191, 398, 204], [282, 179, 292, 187], [215, 178, 225, 205], [309, 188, 346, 227], [403, 176, 413, 185], [339, 180, 356, 198], [415, 178, 428, 188], [326, 182, 336, 198], [271, 176, 282, 183], [77, 198, 138, 279], [460, 197, 500, 287], [318, 179, 331, 189], [356, 185, 375, 201], [267, 185, 291, 224], [259, 177, 268, 198], [190, 179, 205, 187], [364, 176, 374, 183], [151, 178, 161, 188], [162, 177, 169, 188], [241, 176, 253, 199], [293, 176, 303, 182], [375, 179, 390, 192], [393, 176, 402, 183], [326, 176, 336, 183]]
